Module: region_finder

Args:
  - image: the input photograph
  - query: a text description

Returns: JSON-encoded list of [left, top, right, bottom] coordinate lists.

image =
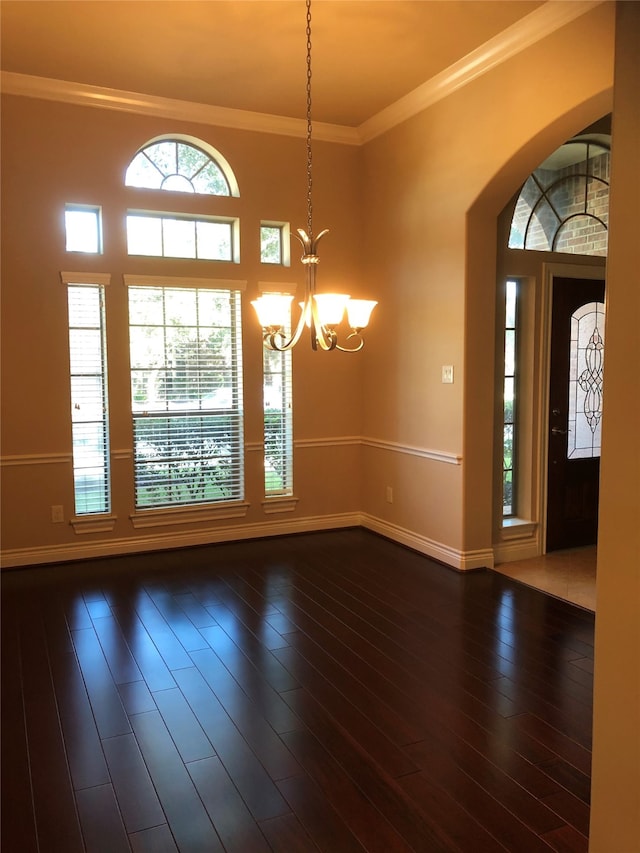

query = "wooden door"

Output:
[[546, 276, 605, 552]]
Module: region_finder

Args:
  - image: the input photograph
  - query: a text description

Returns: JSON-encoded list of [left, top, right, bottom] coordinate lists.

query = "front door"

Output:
[[546, 276, 605, 552]]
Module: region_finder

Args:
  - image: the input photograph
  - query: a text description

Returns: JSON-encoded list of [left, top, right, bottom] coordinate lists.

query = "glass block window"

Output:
[[126, 213, 236, 261], [125, 140, 232, 196], [502, 280, 518, 516], [568, 301, 605, 459], [509, 138, 609, 256], [65, 280, 111, 514], [127, 281, 244, 509]]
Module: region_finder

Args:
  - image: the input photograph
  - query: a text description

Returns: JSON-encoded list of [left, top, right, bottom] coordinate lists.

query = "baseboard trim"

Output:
[[1, 512, 495, 571], [493, 538, 541, 564], [360, 514, 493, 571], [0, 513, 361, 569]]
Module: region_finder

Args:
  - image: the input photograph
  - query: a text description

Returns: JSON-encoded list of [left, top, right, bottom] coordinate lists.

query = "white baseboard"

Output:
[[1, 512, 496, 572], [0, 513, 361, 569], [360, 514, 494, 571], [493, 538, 540, 564]]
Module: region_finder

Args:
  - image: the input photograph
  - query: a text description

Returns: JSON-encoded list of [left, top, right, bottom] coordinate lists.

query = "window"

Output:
[[64, 277, 111, 514], [261, 225, 283, 264], [125, 139, 233, 196], [509, 137, 610, 256], [568, 301, 605, 459], [263, 342, 293, 496], [503, 279, 518, 516], [126, 279, 244, 510], [65, 205, 102, 253], [126, 212, 237, 261]]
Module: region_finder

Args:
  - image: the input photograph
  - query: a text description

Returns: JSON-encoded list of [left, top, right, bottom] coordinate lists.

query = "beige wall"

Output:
[[360, 3, 614, 563], [0, 3, 620, 574], [0, 97, 365, 559], [589, 2, 640, 848]]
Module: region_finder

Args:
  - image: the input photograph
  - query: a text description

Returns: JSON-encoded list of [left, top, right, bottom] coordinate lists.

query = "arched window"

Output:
[[509, 136, 610, 256], [124, 135, 245, 512], [125, 136, 239, 196], [124, 136, 240, 262]]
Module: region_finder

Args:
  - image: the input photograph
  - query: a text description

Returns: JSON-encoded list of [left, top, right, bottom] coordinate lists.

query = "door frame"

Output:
[[538, 262, 606, 554]]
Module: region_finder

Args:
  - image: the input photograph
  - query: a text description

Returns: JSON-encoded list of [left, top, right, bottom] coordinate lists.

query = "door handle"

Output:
[[551, 427, 568, 435]]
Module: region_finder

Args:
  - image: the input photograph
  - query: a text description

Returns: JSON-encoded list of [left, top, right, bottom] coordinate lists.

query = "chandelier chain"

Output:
[[305, 0, 313, 239]]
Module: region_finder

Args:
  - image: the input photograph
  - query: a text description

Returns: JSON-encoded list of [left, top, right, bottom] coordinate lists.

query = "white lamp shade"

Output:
[[252, 294, 293, 328], [313, 293, 350, 326], [346, 299, 378, 329]]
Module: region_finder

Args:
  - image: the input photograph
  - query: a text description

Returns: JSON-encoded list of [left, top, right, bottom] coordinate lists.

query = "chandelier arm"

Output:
[[335, 333, 365, 353], [263, 297, 310, 351]]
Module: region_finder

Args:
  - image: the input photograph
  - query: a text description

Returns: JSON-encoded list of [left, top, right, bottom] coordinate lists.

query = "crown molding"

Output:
[[0, 71, 360, 146], [358, 0, 605, 143], [1, 1, 603, 147]]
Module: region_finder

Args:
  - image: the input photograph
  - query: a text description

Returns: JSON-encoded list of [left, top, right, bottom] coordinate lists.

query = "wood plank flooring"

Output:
[[1, 529, 594, 852]]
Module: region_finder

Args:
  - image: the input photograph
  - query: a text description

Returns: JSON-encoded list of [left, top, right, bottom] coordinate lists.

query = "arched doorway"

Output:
[[492, 119, 610, 605]]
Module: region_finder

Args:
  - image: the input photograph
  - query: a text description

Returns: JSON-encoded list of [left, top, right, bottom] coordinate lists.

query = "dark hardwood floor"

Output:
[[1, 529, 594, 852]]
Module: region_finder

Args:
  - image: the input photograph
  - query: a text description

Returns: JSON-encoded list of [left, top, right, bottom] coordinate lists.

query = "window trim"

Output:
[[502, 279, 518, 518], [64, 204, 103, 254], [126, 210, 240, 263], [258, 281, 294, 499], [125, 275, 246, 512], [61, 271, 112, 519], [260, 221, 291, 266], [125, 134, 240, 197]]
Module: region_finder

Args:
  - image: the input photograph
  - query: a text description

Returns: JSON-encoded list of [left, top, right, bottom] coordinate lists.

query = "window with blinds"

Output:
[[263, 320, 293, 497], [127, 282, 244, 509], [67, 283, 111, 514]]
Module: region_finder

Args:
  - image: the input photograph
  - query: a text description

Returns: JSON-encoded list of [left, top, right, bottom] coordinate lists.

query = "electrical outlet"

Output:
[[442, 365, 454, 384], [385, 486, 393, 504], [51, 505, 64, 523]]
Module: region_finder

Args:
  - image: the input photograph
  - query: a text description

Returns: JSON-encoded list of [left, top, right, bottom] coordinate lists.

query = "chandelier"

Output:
[[251, 0, 377, 352]]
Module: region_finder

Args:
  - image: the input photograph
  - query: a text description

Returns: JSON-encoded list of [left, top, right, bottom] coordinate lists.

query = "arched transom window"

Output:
[[125, 137, 238, 196], [509, 136, 610, 256]]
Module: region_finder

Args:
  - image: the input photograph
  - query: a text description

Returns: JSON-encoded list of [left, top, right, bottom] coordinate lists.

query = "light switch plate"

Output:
[[442, 365, 454, 384]]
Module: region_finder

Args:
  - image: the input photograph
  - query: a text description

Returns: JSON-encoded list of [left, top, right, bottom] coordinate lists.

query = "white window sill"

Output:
[[130, 502, 250, 529], [501, 517, 537, 540], [261, 496, 299, 514], [71, 515, 118, 535]]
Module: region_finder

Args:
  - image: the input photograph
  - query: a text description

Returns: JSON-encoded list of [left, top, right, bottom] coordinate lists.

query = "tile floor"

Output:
[[493, 546, 597, 611]]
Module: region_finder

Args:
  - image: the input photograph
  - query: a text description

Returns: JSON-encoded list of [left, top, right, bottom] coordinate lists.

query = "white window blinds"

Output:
[[66, 282, 111, 514], [127, 282, 244, 509]]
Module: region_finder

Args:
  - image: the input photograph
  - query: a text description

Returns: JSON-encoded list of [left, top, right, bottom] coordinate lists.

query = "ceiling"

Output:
[[1, 0, 548, 128]]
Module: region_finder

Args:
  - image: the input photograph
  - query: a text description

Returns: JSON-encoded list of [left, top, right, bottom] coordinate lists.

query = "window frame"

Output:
[[61, 271, 112, 519], [65, 204, 103, 254], [502, 279, 518, 518], [257, 282, 295, 500], [260, 221, 291, 267], [126, 210, 240, 263], [124, 274, 246, 513]]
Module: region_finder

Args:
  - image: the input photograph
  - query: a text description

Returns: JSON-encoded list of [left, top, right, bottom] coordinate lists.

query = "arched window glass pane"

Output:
[[568, 301, 605, 459], [525, 198, 554, 251], [192, 161, 231, 195], [554, 215, 608, 256], [547, 174, 587, 223], [126, 140, 231, 196], [508, 137, 610, 257], [162, 174, 195, 193]]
